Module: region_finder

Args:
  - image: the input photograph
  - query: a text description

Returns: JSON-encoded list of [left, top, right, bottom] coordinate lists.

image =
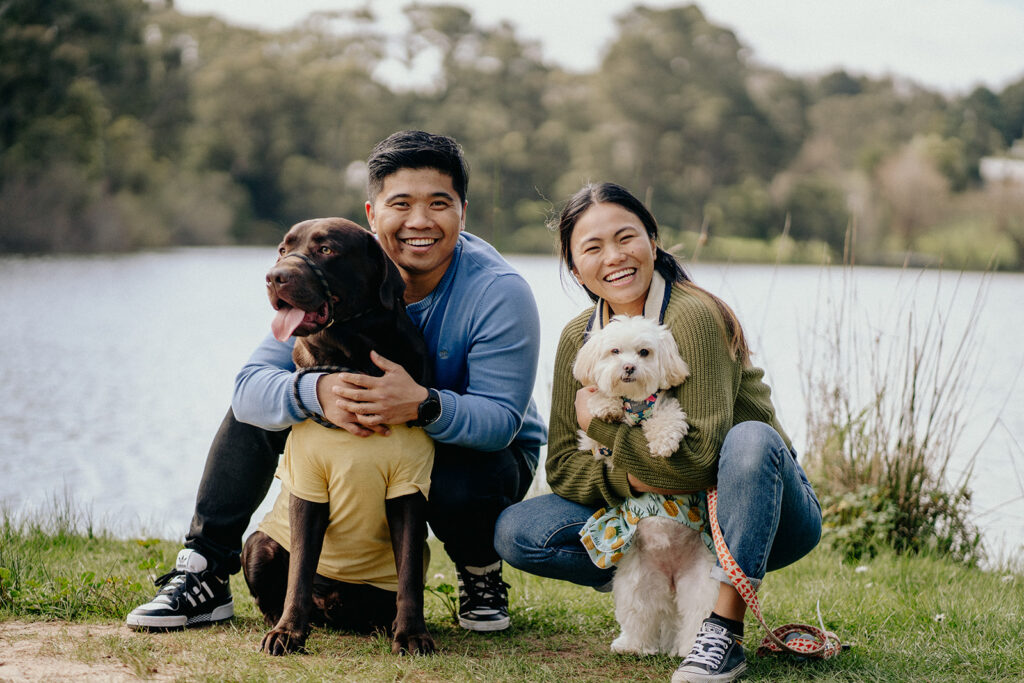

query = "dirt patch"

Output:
[[0, 621, 181, 682]]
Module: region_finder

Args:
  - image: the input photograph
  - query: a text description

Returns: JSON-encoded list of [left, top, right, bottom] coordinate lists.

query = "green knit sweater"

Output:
[[546, 283, 793, 508]]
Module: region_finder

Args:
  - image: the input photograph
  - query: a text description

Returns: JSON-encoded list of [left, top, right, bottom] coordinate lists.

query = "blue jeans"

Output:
[[495, 421, 822, 589]]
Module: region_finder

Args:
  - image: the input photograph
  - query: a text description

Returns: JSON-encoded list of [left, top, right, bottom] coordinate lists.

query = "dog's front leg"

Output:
[[642, 396, 689, 457], [385, 492, 435, 655], [260, 494, 329, 656]]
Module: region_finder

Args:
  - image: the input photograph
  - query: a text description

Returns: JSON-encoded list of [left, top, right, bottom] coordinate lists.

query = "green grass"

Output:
[[2, 503, 1022, 681]]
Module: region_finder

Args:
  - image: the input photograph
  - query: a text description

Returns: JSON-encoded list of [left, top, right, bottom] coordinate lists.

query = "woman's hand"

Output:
[[575, 385, 597, 432]]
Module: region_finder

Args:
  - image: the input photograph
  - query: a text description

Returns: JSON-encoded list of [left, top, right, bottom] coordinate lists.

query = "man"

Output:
[[126, 130, 546, 633]]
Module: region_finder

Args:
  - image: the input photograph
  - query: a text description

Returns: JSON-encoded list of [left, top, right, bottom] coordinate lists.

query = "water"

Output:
[[1, 248, 1021, 558]]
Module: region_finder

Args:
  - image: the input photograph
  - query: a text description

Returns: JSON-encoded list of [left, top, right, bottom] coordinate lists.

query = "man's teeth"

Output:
[[404, 238, 436, 246], [605, 268, 636, 282]]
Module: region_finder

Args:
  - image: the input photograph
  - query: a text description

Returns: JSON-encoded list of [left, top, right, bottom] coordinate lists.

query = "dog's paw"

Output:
[[392, 630, 436, 656], [590, 393, 625, 421], [260, 626, 308, 656], [610, 633, 659, 655], [643, 400, 689, 457]]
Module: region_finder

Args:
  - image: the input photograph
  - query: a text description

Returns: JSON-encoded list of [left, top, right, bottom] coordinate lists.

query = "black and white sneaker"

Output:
[[456, 561, 510, 632], [672, 618, 747, 682], [126, 549, 233, 631]]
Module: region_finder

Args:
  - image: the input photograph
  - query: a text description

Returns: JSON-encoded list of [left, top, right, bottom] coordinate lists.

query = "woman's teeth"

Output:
[[605, 268, 636, 282]]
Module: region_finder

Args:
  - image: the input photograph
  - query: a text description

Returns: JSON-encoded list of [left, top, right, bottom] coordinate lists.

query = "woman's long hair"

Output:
[[555, 182, 750, 362]]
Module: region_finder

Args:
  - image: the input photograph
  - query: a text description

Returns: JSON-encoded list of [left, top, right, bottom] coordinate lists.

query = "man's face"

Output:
[[365, 167, 466, 293]]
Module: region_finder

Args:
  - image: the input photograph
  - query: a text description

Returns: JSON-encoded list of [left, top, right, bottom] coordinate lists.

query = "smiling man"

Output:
[[126, 131, 546, 634]]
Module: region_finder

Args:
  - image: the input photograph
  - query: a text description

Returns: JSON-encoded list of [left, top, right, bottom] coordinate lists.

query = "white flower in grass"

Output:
[[1001, 574, 1015, 583], [855, 565, 868, 573], [933, 613, 946, 623], [433, 573, 446, 580]]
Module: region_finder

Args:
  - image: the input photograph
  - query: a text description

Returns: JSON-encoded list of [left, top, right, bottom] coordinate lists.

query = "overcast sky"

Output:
[[172, 0, 1024, 94]]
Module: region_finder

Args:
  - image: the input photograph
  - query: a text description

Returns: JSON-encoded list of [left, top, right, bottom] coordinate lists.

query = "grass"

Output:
[[2, 501, 1023, 681]]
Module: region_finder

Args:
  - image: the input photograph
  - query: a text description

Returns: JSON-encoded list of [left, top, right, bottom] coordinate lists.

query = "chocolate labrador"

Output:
[[241, 217, 435, 656]]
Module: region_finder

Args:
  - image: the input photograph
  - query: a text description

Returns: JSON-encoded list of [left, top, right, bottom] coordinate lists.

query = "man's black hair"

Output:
[[366, 130, 469, 204]]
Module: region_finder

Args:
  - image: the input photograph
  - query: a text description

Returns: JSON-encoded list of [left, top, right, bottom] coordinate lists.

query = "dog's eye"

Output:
[[610, 348, 620, 355], [320, 246, 332, 255], [638, 349, 650, 357]]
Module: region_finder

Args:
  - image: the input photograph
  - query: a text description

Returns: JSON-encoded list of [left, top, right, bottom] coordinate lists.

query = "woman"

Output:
[[494, 183, 822, 683]]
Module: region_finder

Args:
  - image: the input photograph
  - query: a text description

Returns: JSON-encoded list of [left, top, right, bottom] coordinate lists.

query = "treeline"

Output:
[[2, 0, 1024, 268]]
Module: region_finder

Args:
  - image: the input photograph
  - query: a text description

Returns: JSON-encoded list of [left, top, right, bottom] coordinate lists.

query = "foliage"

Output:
[[801, 262, 988, 565], [2, 0, 1024, 264]]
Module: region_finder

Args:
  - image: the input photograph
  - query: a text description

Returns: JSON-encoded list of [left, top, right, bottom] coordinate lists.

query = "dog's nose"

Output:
[[266, 266, 292, 286], [623, 364, 635, 376]]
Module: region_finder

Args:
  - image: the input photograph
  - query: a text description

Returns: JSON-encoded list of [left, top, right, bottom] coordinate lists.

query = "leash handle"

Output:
[[706, 487, 842, 659]]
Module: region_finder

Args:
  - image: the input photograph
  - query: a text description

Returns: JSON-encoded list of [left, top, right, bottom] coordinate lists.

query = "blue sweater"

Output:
[[232, 232, 547, 466]]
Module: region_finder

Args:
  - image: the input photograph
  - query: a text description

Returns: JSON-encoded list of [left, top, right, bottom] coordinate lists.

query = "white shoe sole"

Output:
[[126, 601, 234, 630], [458, 614, 510, 632]]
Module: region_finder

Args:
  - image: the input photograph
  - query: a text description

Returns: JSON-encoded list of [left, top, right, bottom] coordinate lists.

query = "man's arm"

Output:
[[233, 333, 387, 436], [232, 334, 312, 431], [334, 274, 541, 451]]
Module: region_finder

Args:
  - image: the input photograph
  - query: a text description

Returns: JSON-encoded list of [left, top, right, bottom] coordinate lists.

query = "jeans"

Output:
[[495, 421, 821, 589], [186, 408, 536, 575]]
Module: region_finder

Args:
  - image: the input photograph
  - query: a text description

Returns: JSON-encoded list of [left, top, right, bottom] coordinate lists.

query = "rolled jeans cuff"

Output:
[[710, 564, 761, 591]]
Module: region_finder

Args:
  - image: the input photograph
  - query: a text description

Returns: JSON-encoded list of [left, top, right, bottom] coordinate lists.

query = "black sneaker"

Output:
[[456, 561, 510, 632], [672, 618, 747, 682], [126, 549, 233, 630]]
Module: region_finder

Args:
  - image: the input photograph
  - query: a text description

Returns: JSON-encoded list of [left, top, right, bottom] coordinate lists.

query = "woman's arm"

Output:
[[545, 314, 633, 507], [585, 289, 742, 491]]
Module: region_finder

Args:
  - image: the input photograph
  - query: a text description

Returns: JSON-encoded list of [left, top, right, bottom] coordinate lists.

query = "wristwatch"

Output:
[[408, 388, 442, 427]]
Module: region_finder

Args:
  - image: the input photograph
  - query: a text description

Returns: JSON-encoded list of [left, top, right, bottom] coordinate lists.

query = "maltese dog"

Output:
[[573, 314, 691, 461], [574, 314, 719, 657]]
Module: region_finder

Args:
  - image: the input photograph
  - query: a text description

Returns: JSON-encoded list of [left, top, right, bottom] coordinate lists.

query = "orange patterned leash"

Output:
[[706, 487, 843, 659]]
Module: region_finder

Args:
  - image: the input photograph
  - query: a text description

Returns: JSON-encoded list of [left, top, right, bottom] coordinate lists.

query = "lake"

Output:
[[1, 247, 1021, 560]]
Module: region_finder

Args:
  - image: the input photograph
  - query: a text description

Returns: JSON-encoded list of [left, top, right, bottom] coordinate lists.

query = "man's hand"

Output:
[[334, 351, 428, 429], [315, 373, 390, 437]]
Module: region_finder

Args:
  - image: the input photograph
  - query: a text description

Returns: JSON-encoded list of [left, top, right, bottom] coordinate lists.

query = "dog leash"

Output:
[[706, 487, 843, 659]]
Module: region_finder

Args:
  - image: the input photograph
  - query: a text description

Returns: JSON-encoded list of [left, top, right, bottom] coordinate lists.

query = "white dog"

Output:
[[573, 315, 690, 461], [574, 315, 719, 657]]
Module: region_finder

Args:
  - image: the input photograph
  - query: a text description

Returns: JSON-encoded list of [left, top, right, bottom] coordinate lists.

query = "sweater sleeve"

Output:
[[545, 312, 633, 506], [423, 273, 541, 451], [586, 289, 740, 491], [232, 333, 324, 431]]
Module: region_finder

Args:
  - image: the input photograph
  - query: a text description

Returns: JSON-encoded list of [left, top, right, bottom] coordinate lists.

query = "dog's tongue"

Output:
[[271, 307, 306, 342]]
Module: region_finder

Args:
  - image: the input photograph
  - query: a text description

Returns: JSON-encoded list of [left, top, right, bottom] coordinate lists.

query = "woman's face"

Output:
[[569, 202, 657, 317]]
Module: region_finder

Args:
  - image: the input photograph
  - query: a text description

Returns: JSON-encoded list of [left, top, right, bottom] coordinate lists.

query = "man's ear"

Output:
[[365, 200, 376, 233], [459, 200, 468, 232]]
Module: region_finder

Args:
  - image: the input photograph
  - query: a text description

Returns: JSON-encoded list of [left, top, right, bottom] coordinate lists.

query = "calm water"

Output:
[[1, 248, 1022, 558]]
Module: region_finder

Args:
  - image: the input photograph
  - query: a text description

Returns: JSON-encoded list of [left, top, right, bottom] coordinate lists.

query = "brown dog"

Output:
[[241, 217, 435, 656]]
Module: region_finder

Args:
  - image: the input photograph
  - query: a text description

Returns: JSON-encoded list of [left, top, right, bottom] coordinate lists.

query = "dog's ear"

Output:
[[657, 328, 690, 389], [373, 239, 406, 310], [573, 335, 602, 385]]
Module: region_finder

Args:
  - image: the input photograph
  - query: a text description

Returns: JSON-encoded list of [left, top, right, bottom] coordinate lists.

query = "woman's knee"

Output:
[[718, 421, 787, 480]]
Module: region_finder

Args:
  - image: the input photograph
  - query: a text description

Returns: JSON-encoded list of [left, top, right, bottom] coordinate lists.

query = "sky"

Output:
[[170, 0, 1024, 95]]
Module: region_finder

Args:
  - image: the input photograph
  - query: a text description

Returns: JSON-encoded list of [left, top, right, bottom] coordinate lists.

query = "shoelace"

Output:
[[684, 627, 731, 667], [151, 569, 195, 604], [462, 572, 508, 607]]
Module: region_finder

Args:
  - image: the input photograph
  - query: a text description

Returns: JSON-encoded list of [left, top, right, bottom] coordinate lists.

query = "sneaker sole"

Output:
[[458, 615, 510, 632], [126, 602, 234, 631], [671, 661, 748, 683]]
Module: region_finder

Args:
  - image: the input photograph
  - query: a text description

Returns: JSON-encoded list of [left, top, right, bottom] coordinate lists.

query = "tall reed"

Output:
[[799, 259, 990, 564]]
